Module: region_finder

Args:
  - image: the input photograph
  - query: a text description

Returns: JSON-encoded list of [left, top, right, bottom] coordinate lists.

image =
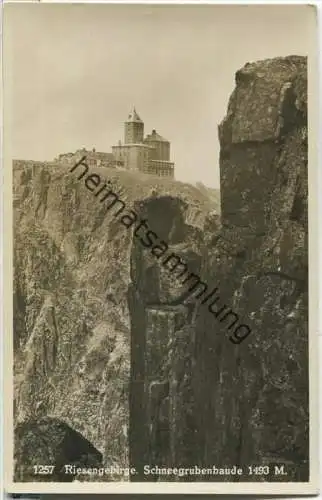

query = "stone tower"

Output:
[[124, 107, 144, 144]]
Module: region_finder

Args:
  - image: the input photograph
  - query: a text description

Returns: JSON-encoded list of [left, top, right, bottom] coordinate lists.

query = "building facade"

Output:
[[112, 108, 175, 178], [56, 148, 115, 168], [56, 108, 175, 178]]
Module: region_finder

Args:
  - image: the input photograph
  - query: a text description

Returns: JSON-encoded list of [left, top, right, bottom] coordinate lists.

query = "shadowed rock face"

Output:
[[192, 56, 308, 482], [128, 56, 308, 482], [15, 418, 102, 482], [128, 196, 203, 479]]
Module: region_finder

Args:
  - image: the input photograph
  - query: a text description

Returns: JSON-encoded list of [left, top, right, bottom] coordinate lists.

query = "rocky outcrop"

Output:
[[128, 196, 203, 479], [13, 162, 217, 480], [128, 56, 308, 481], [15, 418, 102, 482], [192, 56, 308, 482], [14, 55, 308, 484]]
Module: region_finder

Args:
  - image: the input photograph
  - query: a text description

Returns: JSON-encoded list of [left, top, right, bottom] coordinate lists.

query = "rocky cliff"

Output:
[[193, 55, 308, 482], [13, 162, 217, 480], [14, 55, 308, 484], [127, 56, 308, 482]]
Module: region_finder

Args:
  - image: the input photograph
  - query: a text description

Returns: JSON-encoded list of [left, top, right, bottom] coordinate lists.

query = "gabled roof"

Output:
[[126, 107, 143, 123]]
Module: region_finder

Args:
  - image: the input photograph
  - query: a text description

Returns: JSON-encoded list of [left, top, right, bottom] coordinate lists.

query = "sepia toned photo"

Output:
[[3, 2, 319, 495]]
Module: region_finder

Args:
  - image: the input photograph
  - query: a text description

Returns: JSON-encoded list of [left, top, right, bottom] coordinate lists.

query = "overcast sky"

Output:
[[4, 3, 313, 188]]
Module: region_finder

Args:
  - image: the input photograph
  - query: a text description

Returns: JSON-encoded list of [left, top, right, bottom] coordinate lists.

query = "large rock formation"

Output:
[[128, 56, 308, 481], [13, 55, 308, 484], [193, 55, 308, 482], [13, 162, 217, 480], [15, 418, 103, 482]]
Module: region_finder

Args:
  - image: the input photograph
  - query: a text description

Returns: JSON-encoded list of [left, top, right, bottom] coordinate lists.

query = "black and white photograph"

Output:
[[3, 2, 319, 494]]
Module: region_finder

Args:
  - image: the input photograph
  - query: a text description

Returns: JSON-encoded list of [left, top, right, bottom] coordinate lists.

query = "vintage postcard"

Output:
[[3, 2, 319, 495]]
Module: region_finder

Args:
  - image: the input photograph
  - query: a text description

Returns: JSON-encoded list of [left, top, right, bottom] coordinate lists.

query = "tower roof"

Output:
[[126, 107, 143, 123]]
